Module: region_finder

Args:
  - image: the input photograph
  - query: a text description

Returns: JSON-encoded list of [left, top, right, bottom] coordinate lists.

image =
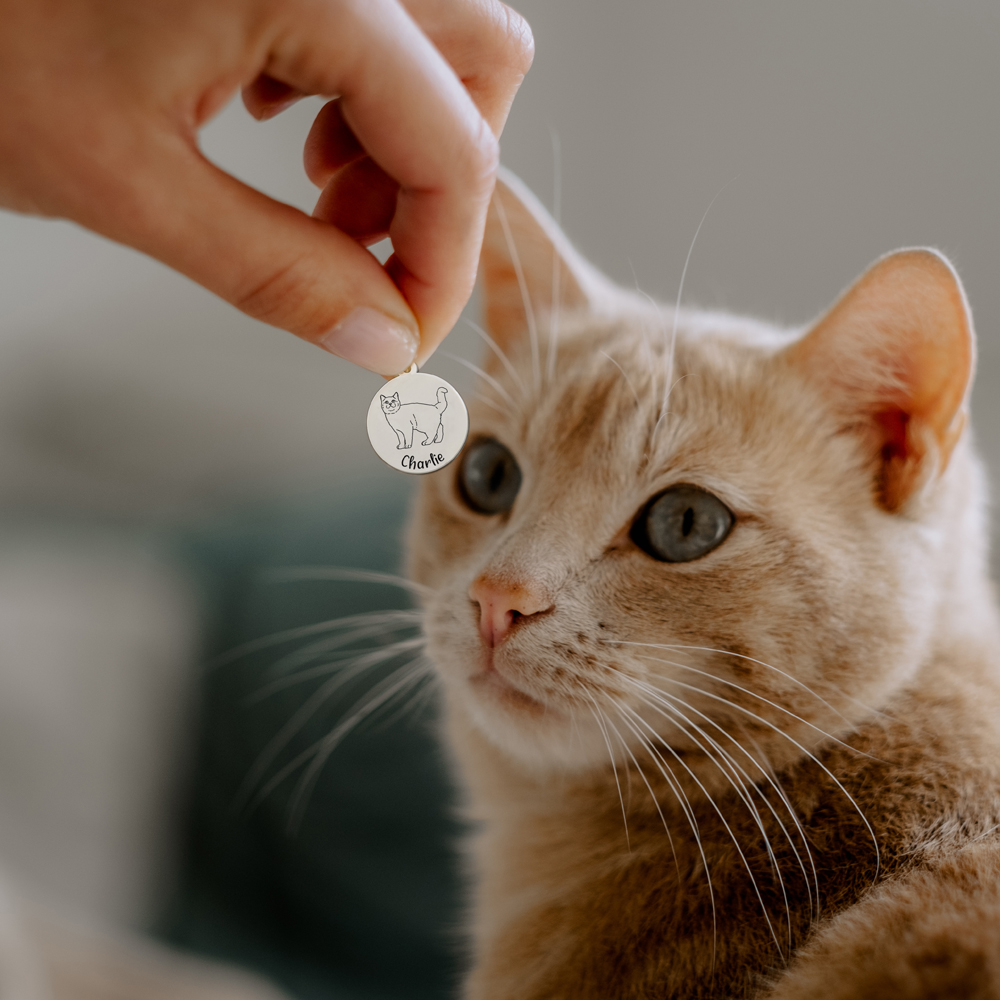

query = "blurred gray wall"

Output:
[[0, 0, 997, 929]]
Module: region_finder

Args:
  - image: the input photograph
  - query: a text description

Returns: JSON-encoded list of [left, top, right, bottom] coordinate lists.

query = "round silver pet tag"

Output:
[[366, 367, 469, 474]]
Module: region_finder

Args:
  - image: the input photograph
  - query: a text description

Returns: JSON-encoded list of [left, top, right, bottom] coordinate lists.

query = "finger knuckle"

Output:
[[459, 115, 500, 193], [234, 256, 322, 333]]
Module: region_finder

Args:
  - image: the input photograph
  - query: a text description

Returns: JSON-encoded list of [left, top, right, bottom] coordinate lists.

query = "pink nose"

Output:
[[469, 577, 552, 648]]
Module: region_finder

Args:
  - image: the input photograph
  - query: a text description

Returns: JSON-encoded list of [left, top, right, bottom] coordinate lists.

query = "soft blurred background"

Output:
[[0, 0, 998, 996]]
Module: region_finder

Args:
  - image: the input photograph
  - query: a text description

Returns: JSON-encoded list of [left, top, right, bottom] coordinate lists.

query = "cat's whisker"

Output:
[[264, 614, 423, 677], [261, 567, 429, 595], [731, 719, 819, 915], [644, 694, 800, 950], [211, 608, 421, 669], [374, 667, 439, 732], [619, 673, 818, 925], [658, 643, 860, 731], [637, 659, 881, 881], [607, 641, 877, 761], [246, 637, 426, 704], [614, 700, 785, 960], [598, 351, 641, 408], [234, 649, 424, 813], [287, 661, 434, 833], [584, 693, 631, 851], [606, 710, 679, 865], [246, 659, 433, 831], [492, 188, 541, 391], [462, 317, 528, 397], [606, 703, 707, 876], [608, 703, 722, 969], [618, 643, 852, 911], [599, 705, 718, 970], [442, 353, 517, 411]]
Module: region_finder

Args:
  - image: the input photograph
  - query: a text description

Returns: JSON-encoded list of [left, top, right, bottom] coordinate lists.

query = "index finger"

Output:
[[268, 0, 523, 365]]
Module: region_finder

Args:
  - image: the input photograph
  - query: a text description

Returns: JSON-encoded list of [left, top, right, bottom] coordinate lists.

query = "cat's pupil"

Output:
[[489, 463, 505, 493], [630, 485, 734, 563], [458, 438, 522, 515]]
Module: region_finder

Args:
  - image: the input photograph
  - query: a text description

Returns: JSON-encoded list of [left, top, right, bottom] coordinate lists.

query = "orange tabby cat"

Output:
[[407, 170, 1000, 999]]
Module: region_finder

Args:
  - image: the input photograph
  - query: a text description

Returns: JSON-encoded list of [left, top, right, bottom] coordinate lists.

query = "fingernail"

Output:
[[318, 308, 418, 375]]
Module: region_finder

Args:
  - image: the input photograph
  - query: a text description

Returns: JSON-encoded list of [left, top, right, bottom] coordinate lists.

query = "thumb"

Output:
[[118, 139, 421, 376]]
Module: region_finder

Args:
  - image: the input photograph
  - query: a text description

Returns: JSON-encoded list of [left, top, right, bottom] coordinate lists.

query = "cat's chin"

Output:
[[450, 670, 615, 774], [469, 666, 551, 717]]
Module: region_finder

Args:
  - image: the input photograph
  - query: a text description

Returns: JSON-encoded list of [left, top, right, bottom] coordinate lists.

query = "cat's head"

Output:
[[381, 392, 401, 413], [408, 170, 986, 778]]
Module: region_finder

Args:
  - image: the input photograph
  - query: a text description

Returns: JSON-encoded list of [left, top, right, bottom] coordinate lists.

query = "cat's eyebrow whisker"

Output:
[[634, 290, 671, 428], [442, 353, 517, 411], [546, 129, 561, 386], [492, 189, 541, 391], [619, 673, 818, 924], [585, 693, 631, 852], [598, 351, 641, 408], [462, 317, 528, 397], [614, 700, 785, 960], [637, 659, 881, 882], [211, 608, 422, 668], [661, 177, 738, 425], [473, 393, 507, 415]]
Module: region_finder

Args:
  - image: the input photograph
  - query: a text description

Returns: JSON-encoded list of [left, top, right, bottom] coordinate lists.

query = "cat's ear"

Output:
[[393, 392, 400, 401], [480, 168, 620, 348], [787, 248, 974, 512], [380, 395, 387, 402]]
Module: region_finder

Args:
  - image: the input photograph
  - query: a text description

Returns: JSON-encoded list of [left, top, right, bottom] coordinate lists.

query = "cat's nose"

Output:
[[469, 577, 553, 648]]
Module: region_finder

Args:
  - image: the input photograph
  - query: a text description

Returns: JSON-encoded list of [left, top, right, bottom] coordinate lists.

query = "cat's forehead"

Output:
[[515, 314, 783, 445], [464, 308, 815, 517]]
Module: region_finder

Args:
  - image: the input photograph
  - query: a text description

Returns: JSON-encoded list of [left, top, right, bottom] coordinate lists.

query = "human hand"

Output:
[[0, 0, 533, 375]]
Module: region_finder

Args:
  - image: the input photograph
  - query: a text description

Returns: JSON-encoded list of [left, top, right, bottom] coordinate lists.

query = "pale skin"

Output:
[[0, 0, 534, 375]]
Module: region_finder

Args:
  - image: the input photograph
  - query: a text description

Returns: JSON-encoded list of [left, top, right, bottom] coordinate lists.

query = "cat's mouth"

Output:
[[469, 653, 552, 717]]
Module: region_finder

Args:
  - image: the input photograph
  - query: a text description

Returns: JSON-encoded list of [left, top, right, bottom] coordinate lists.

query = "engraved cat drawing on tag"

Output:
[[380, 387, 448, 450]]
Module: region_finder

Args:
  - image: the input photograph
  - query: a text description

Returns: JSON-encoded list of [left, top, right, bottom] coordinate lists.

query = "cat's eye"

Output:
[[631, 485, 734, 563], [458, 438, 522, 515]]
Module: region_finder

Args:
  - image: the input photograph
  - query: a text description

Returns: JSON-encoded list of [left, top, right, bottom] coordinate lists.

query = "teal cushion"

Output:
[[163, 481, 462, 1000]]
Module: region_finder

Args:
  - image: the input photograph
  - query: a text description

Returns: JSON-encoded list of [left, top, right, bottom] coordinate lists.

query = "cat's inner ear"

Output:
[[480, 168, 618, 352], [787, 249, 974, 512]]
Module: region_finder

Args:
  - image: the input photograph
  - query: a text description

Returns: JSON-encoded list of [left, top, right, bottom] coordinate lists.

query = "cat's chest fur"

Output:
[[454, 664, 1000, 999]]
